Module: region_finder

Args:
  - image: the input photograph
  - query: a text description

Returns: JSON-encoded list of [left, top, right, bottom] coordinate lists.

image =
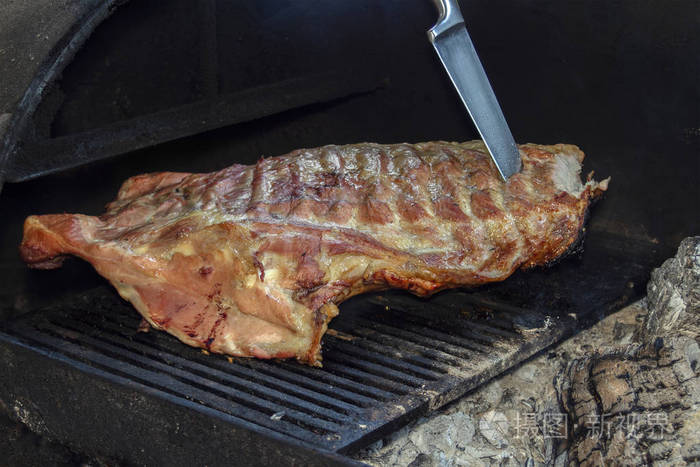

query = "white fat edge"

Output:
[[551, 153, 585, 197], [365, 219, 452, 253], [171, 241, 196, 256], [262, 267, 280, 283], [132, 244, 151, 255], [325, 254, 371, 284]]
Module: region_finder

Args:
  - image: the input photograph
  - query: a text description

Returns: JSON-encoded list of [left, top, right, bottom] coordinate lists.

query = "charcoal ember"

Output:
[[555, 337, 699, 466], [642, 236, 700, 342]]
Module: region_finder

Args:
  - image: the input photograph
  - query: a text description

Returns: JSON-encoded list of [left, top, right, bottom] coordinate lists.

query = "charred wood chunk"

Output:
[[642, 236, 700, 342], [556, 337, 700, 466], [556, 238, 700, 466]]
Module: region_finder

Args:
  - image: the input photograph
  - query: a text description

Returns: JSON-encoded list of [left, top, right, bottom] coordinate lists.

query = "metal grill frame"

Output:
[[0, 292, 565, 466], [0, 231, 656, 466]]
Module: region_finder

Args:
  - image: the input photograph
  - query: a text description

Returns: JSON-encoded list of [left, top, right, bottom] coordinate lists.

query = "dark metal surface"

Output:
[[0, 0, 121, 189], [0, 229, 656, 466], [6, 71, 384, 182], [0, 0, 388, 187]]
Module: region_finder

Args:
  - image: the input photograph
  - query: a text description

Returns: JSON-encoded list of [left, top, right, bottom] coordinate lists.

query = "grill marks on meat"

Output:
[[20, 141, 609, 365]]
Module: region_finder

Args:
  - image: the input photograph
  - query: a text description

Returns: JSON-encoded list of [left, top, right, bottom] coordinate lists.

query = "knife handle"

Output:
[[428, 0, 465, 41]]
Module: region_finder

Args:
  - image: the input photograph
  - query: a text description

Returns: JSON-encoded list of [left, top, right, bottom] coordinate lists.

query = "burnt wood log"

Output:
[[556, 237, 700, 466], [556, 338, 699, 466], [641, 236, 700, 342]]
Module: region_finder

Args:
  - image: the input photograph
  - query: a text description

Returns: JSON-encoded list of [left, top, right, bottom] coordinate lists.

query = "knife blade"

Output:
[[428, 0, 521, 180]]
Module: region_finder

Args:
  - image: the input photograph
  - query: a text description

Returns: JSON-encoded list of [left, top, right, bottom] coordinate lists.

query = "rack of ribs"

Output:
[[20, 141, 609, 365]]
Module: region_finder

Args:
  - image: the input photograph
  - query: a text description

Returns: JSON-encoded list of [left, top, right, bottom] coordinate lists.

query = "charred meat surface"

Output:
[[20, 141, 608, 365]]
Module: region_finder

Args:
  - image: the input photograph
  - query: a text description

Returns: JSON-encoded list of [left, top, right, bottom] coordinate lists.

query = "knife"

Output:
[[427, 0, 521, 180]]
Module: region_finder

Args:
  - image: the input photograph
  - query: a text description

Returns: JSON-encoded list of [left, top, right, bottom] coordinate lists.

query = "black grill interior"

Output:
[[0, 0, 697, 465]]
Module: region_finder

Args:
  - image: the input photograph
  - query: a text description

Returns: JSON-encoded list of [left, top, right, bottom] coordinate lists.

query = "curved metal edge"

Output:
[[0, 0, 126, 195], [426, 0, 465, 43]]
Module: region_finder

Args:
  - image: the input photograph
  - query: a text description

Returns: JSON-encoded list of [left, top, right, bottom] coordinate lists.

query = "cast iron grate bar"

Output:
[[43, 322, 344, 435], [3, 287, 571, 454], [368, 312, 501, 353], [57, 317, 359, 420], [66, 312, 366, 414], [119, 318, 391, 407], [317, 359, 415, 395], [376, 308, 501, 345], [76, 309, 429, 399], [322, 337, 443, 381], [372, 297, 523, 338], [328, 331, 452, 375], [334, 324, 465, 370], [348, 319, 486, 361], [16, 323, 331, 445]]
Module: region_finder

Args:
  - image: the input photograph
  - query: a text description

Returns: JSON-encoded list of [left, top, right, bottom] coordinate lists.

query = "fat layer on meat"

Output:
[[20, 141, 609, 365]]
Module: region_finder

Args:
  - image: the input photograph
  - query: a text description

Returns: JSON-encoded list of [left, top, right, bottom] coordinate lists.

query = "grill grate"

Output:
[[5, 287, 564, 453], [7, 290, 554, 449], [0, 231, 657, 466]]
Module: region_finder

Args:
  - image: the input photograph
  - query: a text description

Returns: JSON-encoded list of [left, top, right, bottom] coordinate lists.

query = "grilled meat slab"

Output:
[[20, 141, 608, 365]]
